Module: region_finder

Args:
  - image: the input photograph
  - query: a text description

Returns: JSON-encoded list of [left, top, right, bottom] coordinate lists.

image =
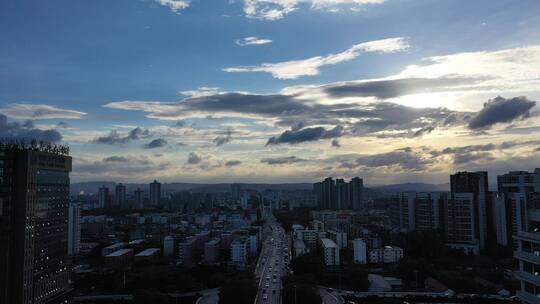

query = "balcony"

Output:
[[516, 270, 540, 286], [515, 251, 540, 264], [517, 290, 540, 304], [516, 231, 540, 242]]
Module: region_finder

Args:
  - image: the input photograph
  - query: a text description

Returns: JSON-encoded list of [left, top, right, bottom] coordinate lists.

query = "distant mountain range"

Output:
[[70, 181, 449, 196]]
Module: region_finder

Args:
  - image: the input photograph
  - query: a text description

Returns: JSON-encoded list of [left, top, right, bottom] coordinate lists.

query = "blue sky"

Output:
[[1, 0, 540, 184]]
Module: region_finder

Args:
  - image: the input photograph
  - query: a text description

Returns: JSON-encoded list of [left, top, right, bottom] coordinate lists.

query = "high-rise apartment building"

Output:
[[68, 203, 81, 256], [114, 183, 126, 208], [444, 193, 479, 255], [134, 188, 144, 209], [390, 192, 416, 232], [0, 142, 72, 304], [450, 171, 489, 249], [515, 192, 540, 304], [313, 177, 364, 210], [98, 186, 110, 209], [149, 180, 161, 206], [350, 177, 364, 210]]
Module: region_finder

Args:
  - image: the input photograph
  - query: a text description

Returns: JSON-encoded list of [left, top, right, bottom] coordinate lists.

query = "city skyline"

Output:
[[1, 0, 540, 184]]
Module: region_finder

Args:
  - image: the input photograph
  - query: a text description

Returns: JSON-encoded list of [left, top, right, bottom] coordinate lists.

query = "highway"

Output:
[[254, 206, 290, 304]]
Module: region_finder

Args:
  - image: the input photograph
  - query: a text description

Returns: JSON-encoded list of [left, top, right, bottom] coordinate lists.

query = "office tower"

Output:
[[414, 192, 445, 232], [149, 180, 161, 206], [444, 193, 479, 254], [134, 188, 144, 209], [68, 203, 81, 256], [389, 192, 416, 232], [515, 192, 540, 304], [336, 179, 350, 209], [230, 183, 241, 201], [114, 183, 126, 208], [0, 142, 72, 304], [98, 186, 110, 209], [450, 171, 489, 249], [350, 177, 364, 210]]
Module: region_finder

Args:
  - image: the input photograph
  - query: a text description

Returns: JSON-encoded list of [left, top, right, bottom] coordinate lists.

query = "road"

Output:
[[254, 205, 290, 304], [319, 288, 344, 304]]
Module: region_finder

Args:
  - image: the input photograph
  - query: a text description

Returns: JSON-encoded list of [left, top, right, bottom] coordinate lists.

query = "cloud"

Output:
[[351, 147, 433, 171], [225, 160, 243, 166], [213, 129, 233, 146], [94, 127, 151, 145], [56, 122, 70, 128], [223, 37, 409, 79], [144, 138, 168, 149], [266, 125, 344, 145], [103, 156, 129, 162], [323, 76, 487, 99], [261, 156, 306, 165], [187, 152, 202, 164], [243, 0, 386, 20], [0, 114, 62, 143], [236, 36, 273, 46], [468, 96, 536, 129], [155, 0, 190, 13], [0, 103, 87, 120]]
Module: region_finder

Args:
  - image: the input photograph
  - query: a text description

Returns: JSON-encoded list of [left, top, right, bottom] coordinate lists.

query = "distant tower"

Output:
[[350, 177, 364, 210], [150, 180, 161, 206], [98, 186, 110, 208], [68, 203, 81, 255], [231, 183, 241, 201], [134, 188, 144, 209], [115, 183, 126, 208]]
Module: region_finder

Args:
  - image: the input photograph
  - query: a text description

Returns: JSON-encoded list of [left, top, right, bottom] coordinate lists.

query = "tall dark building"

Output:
[[149, 180, 161, 206], [349, 177, 364, 210], [230, 183, 241, 201], [314, 177, 364, 210], [0, 142, 72, 304], [450, 171, 489, 249], [335, 179, 350, 210], [114, 183, 126, 208]]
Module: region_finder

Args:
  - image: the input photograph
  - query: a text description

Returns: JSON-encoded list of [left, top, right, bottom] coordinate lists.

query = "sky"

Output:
[[1, 0, 540, 185]]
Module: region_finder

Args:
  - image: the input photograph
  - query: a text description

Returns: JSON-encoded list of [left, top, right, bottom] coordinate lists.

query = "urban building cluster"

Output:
[[1, 142, 539, 304], [292, 208, 403, 266], [388, 169, 540, 303]]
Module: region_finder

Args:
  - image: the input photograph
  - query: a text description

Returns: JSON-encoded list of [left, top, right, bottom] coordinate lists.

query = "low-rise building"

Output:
[[105, 249, 133, 268], [369, 246, 403, 264]]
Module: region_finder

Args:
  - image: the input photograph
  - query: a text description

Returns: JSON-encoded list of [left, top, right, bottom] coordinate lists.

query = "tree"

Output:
[[219, 279, 257, 304]]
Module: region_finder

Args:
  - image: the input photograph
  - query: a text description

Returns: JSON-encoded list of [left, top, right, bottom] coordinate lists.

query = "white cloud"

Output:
[[223, 37, 409, 79], [155, 0, 190, 13], [243, 0, 386, 20], [236, 36, 273, 46], [0, 103, 88, 120]]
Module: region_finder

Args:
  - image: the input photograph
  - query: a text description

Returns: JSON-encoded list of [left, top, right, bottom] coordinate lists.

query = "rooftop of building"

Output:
[[135, 248, 160, 257], [106, 249, 133, 257], [320, 238, 337, 248]]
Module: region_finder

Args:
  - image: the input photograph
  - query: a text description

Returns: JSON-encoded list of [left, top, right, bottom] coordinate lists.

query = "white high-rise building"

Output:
[[68, 203, 81, 255], [163, 236, 174, 257], [320, 238, 340, 266], [230, 238, 248, 269], [353, 239, 367, 264]]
